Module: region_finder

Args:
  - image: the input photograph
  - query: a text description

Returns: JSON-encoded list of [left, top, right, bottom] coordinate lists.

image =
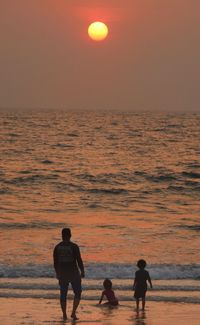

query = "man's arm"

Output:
[[75, 245, 85, 278]]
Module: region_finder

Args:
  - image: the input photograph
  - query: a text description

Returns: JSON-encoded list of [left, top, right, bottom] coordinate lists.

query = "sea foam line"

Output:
[[1, 263, 200, 280]]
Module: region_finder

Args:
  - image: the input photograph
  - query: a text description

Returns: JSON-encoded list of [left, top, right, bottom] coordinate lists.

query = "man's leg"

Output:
[[71, 298, 80, 320], [142, 297, 146, 310], [59, 281, 69, 320], [71, 277, 82, 320], [136, 298, 139, 310], [60, 301, 67, 320]]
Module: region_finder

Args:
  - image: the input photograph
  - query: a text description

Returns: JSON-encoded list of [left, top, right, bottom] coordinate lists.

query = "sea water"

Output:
[[0, 110, 199, 303]]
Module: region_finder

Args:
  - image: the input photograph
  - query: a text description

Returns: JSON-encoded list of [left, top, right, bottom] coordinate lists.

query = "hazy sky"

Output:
[[1, 0, 200, 111]]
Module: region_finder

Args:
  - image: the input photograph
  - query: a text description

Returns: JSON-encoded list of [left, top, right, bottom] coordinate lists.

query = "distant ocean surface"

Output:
[[0, 110, 199, 303]]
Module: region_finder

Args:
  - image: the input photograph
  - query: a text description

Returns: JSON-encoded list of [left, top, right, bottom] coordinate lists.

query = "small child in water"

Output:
[[133, 259, 153, 310], [99, 279, 119, 306]]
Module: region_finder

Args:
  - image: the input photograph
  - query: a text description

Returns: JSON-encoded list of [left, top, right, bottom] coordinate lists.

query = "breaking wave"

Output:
[[1, 263, 200, 280]]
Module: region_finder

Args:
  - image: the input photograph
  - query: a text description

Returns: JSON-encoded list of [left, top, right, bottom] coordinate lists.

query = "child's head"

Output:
[[103, 278, 112, 290], [137, 259, 147, 269]]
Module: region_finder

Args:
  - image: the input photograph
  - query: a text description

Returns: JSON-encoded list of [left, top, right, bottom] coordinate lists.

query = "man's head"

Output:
[[62, 228, 71, 241]]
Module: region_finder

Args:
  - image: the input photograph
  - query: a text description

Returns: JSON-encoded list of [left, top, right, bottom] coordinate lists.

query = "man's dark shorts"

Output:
[[59, 277, 82, 302]]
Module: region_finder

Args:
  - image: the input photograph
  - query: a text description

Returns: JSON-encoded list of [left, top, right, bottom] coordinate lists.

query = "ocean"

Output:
[[0, 110, 199, 304]]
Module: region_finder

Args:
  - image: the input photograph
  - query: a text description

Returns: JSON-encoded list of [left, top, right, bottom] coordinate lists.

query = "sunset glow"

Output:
[[88, 21, 108, 41]]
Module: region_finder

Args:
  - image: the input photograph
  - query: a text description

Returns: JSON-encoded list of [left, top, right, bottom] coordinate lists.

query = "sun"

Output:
[[88, 21, 109, 42]]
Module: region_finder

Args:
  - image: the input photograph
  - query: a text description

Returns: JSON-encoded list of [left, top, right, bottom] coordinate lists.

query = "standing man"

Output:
[[53, 228, 85, 320]]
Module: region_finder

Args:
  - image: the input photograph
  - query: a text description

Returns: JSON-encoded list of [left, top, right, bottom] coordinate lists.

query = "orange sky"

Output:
[[0, 0, 200, 111]]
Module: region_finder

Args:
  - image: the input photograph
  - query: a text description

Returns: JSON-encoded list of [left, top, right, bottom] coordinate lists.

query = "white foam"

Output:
[[1, 263, 200, 280]]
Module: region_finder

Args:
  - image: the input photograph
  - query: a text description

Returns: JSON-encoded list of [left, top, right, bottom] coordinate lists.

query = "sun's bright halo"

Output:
[[88, 21, 108, 41]]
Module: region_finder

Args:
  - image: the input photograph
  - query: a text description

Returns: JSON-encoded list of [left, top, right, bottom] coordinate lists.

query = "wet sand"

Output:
[[1, 298, 200, 325]]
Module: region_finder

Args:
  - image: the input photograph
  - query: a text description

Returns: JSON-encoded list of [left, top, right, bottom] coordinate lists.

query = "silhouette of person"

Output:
[[53, 228, 85, 320], [99, 279, 119, 306], [133, 259, 152, 311]]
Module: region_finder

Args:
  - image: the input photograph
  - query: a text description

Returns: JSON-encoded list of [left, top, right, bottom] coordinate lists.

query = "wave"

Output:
[[41, 160, 54, 164], [0, 188, 12, 195], [88, 188, 128, 195], [182, 172, 200, 179], [0, 221, 65, 229], [0, 280, 200, 303], [177, 225, 200, 232], [185, 163, 200, 169], [1, 263, 200, 280], [86, 263, 200, 280], [0, 281, 200, 292], [53, 143, 74, 148], [67, 133, 79, 137], [1, 168, 199, 198], [74, 170, 200, 189], [4, 174, 59, 186], [0, 292, 199, 304]]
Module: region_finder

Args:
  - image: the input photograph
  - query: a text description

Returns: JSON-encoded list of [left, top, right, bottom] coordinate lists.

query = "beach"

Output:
[[1, 277, 200, 324], [1, 297, 200, 325]]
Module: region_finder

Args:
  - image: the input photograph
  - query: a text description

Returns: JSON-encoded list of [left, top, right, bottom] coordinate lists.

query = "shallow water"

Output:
[[0, 110, 199, 288], [1, 278, 200, 304]]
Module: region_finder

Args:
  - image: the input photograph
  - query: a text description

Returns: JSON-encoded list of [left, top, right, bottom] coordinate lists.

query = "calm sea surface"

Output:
[[0, 110, 199, 303]]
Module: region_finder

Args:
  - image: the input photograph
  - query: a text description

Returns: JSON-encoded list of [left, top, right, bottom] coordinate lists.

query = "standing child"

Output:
[[133, 259, 152, 310], [99, 279, 119, 306]]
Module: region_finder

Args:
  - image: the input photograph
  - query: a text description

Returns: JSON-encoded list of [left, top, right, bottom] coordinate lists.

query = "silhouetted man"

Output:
[[53, 228, 85, 320]]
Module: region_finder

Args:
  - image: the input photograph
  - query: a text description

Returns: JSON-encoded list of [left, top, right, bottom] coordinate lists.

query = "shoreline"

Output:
[[1, 298, 200, 325]]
